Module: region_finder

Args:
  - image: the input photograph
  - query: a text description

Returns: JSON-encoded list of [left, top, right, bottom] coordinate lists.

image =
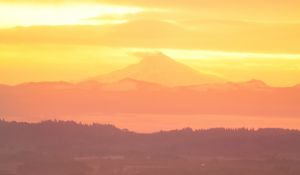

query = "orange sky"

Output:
[[1, 0, 300, 86]]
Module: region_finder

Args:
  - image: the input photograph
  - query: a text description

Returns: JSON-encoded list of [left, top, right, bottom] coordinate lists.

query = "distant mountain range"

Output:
[[1, 53, 300, 119], [0, 78, 300, 118]]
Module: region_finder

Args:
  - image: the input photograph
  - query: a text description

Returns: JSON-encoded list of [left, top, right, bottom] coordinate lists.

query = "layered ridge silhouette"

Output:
[[1, 79, 300, 117], [0, 53, 300, 118]]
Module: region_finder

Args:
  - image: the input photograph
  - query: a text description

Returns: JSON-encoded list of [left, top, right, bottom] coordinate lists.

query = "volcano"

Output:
[[93, 52, 224, 87]]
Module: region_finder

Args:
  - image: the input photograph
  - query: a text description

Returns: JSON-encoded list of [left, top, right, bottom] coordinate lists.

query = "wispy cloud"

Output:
[[1, 19, 300, 54]]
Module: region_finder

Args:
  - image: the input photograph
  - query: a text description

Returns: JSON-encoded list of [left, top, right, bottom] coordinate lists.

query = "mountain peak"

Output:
[[139, 52, 176, 64], [244, 79, 268, 87], [93, 52, 224, 87]]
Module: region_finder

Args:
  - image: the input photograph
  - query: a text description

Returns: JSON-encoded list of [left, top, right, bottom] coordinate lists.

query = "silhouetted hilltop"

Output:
[[1, 120, 300, 158]]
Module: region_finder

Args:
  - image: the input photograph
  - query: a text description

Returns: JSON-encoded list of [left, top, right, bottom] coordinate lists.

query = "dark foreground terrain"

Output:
[[1, 120, 300, 175]]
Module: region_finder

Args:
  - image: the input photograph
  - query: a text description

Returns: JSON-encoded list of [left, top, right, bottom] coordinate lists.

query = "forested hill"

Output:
[[1, 120, 300, 158]]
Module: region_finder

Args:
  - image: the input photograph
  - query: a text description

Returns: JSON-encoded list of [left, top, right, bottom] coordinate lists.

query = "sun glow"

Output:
[[0, 3, 142, 28], [0, 1, 300, 87]]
